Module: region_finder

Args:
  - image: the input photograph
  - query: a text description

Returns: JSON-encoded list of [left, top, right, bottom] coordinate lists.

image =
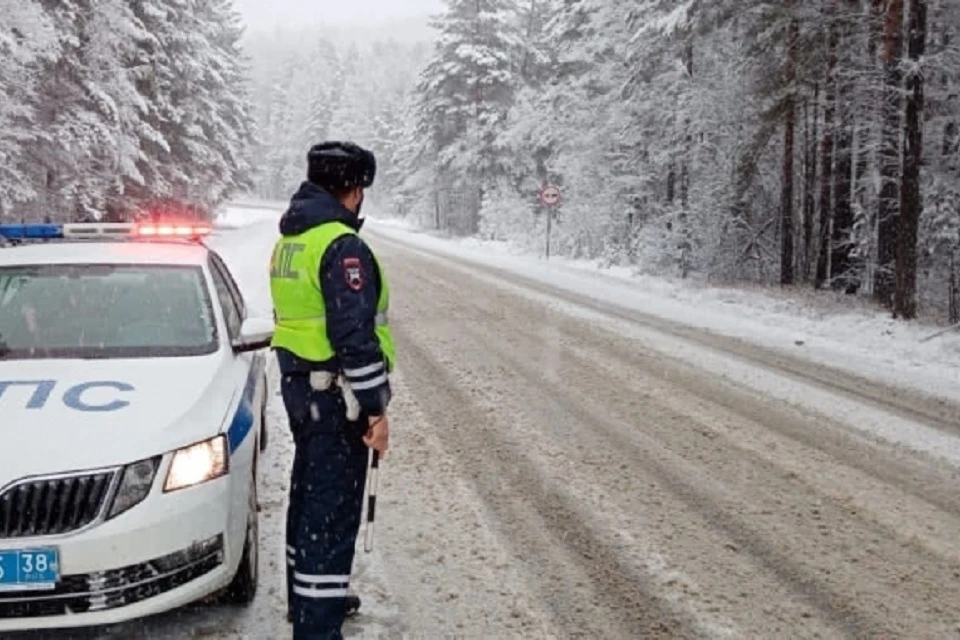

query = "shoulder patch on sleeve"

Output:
[[343, 256, 365, 291]]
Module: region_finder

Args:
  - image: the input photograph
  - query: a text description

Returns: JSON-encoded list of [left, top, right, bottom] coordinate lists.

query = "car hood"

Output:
[[0, 355, 235, 485]]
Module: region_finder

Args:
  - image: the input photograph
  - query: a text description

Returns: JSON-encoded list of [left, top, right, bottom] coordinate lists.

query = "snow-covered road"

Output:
[[367, 230, 960, 639], [11, 207, 960, 638]]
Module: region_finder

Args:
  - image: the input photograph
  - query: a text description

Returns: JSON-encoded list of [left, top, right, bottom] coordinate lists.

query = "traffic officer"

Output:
[[269, 141, 395, 639]]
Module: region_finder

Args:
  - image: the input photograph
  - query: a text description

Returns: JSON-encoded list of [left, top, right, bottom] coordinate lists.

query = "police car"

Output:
[[0, 221, 273, 631]]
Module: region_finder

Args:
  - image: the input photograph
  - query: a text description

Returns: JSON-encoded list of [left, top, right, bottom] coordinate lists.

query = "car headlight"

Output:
[[164, 436, 229, 493], [108, 456, 161, 520]]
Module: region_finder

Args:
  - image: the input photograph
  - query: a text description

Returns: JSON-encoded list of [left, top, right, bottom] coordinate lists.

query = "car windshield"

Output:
[[0, 264, 218, 360]]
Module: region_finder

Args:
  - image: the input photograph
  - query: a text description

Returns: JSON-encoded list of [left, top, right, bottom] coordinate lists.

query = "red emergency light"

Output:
[[136, 223, 212, 238]]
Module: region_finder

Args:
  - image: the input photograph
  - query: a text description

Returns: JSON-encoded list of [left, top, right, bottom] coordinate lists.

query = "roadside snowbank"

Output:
[[368, 215, 960, 404], [213, 202, 284, 230]]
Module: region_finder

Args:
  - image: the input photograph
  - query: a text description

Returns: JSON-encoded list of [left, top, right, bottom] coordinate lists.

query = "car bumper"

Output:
[[0, 475, 240, 631]]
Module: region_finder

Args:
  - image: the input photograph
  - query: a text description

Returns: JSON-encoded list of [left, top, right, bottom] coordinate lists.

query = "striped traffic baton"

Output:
[[364, 449, 380, 553]]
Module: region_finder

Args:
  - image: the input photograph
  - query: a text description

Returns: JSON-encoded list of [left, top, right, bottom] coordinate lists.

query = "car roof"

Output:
[[0, 240, 211, 268]]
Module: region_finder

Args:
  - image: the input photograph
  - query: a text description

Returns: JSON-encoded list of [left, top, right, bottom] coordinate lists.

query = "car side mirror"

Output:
[[232, 317, 274, 353]]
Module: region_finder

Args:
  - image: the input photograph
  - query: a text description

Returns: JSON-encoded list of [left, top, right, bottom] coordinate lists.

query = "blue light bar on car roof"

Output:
[[0, 222, 211, 241], [0, 224, 66, 240]]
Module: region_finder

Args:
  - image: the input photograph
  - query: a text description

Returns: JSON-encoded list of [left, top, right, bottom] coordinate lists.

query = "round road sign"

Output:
[[539, 185, 563, 206]]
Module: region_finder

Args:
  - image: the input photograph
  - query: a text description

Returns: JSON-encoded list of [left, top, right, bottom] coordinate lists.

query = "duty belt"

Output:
[[309, 371, 362, 421], [276, 312, 389, 326]]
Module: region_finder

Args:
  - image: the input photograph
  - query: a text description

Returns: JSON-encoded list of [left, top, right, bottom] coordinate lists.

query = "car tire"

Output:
[[259, 399, 268, 452], [224, 460, 259, 606]]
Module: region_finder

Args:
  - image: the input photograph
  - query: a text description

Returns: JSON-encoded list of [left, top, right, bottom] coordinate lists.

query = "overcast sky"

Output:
[[234, 0, 444, 30]]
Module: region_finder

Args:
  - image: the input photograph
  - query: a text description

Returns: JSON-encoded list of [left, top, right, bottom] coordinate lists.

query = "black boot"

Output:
[[346, 594, 362, 617], [287, 595, 360, 624]]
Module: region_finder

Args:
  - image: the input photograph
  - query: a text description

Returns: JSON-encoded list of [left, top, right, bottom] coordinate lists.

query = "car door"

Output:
[[208, 252, 259, 436], [207, 252, 268, 450], [206, 253, 262, 546]]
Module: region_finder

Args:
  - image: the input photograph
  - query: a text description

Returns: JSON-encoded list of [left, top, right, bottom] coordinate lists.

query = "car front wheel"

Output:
[[223, 460, 259, 605], [259, 390, 269, 453]]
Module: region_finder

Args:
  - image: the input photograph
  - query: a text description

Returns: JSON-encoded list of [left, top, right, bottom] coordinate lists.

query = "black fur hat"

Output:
[[307, 141, 376, 190]]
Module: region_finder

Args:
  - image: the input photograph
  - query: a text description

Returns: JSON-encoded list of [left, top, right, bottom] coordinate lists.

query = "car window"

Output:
[[209, 251, 246, 320], [0, 264, 218, 360], [208, 256, 242, 338]]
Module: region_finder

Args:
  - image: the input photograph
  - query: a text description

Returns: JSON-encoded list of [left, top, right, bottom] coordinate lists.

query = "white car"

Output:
[[0, 222, 273, 632]]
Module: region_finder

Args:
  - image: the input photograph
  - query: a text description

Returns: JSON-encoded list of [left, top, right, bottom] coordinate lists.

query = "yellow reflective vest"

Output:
[[269, 221, 395, 371]]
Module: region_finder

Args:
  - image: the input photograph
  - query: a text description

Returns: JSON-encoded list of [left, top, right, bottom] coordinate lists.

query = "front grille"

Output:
[[0, 535, 224, 619], [0, 471, 116, 538]]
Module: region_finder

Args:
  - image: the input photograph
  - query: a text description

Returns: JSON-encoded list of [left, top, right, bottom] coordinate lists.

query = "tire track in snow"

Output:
[[380, 238, 960, 639], [390, 325, 700, 639], [367, 370, 560, 639]]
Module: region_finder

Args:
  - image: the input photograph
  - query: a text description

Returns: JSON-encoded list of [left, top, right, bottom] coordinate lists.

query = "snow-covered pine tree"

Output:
[[0, 0, 57, 217], [894, 0, 927, 319], [0, 0, 256, 221], [327, 43, 379, 150], [303, 40, 342, 147], [410, 0, 523, 234], [149, 0, 255, 212], [189, 0, 256, 208], [386, 92, 432, 221], [474, 0, 557, 248], [363, 40, 431, 210], [17, 0, 152, 222], [917, 0, 960, 319]]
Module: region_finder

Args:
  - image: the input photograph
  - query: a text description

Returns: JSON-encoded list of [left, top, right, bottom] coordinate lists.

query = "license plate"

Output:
[[0, 549, 60, 592]]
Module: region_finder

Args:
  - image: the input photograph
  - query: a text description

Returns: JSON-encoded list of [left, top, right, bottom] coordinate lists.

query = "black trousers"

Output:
[[281, 373, 368, 640]]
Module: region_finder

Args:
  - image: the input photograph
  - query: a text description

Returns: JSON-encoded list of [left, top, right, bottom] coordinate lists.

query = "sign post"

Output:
[[538, 184, 563, 259]]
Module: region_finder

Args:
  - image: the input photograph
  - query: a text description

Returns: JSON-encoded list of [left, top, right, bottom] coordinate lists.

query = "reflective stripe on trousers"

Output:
[[282, 375, 368, 640]]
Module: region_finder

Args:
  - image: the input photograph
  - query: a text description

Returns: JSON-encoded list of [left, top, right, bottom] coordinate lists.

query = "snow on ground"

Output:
[[189, 201, 960, 637], [368, 214, 960, 405], [18, 201, 954, 639]]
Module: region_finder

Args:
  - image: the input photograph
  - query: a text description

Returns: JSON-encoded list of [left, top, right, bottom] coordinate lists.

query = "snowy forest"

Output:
[[0, 0, 255, 222], [2, 0, 959, 322], [389, 0, 960, 321], [243, 29, 429, 204]]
